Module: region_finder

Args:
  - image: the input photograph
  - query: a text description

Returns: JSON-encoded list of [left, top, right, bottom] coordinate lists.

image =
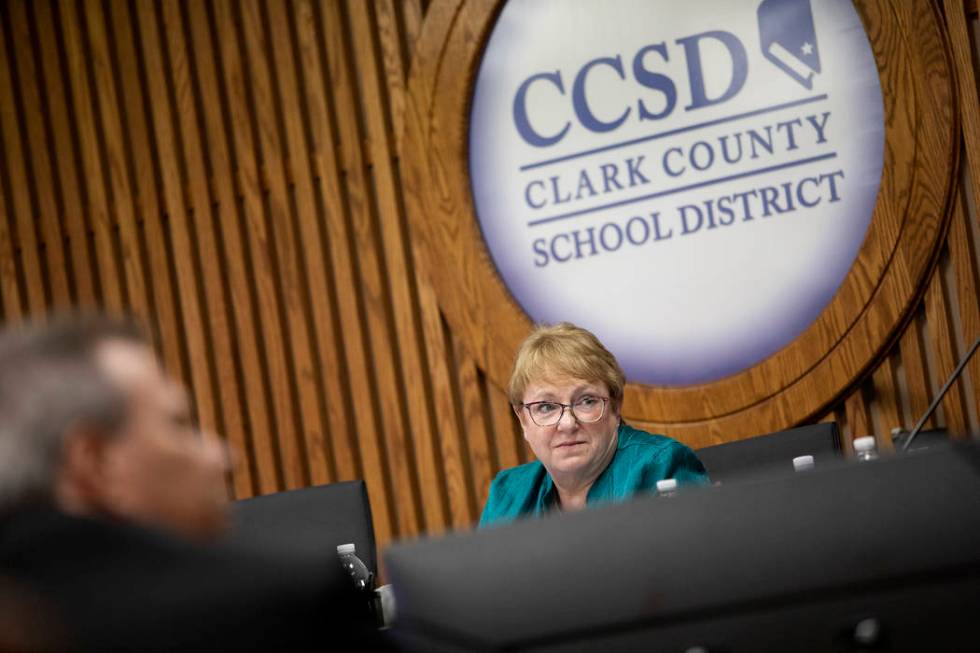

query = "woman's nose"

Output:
[[555, 405, 578, 429]]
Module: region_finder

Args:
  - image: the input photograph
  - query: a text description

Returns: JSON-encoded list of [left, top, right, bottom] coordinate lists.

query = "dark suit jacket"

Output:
[[0, 506, 383, 651]]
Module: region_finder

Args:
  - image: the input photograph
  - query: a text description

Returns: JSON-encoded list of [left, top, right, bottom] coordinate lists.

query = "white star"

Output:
[[801, 41, 814, 56]]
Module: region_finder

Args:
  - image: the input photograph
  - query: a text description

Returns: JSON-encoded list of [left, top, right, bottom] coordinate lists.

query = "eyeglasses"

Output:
[[520, 395, 609, 427]]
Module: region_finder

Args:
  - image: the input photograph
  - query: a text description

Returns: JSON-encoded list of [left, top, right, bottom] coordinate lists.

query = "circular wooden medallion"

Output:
[[401, 0, 956, 446]]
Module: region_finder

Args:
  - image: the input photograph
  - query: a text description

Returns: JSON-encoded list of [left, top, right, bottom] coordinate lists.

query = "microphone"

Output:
[[901, 336, 980, 452]]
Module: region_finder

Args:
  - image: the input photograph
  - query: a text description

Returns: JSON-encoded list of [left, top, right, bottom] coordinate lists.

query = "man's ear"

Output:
[[54, 426, 112, 516]]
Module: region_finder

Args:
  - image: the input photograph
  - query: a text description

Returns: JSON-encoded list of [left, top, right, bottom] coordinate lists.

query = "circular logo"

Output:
[[469, 0, 884, 385]]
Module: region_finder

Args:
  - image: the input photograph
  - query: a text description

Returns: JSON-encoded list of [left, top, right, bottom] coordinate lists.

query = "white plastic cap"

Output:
[[853, 436, 876, 452], [656, 478, 677, 492], [793, 455, 815, 471], [336, 543, 356, 555]]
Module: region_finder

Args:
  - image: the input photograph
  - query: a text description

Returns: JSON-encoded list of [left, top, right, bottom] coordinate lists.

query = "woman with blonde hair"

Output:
[[480, 322, 708, 526]]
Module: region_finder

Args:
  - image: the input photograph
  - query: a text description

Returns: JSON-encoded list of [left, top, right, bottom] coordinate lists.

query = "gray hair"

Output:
[[0, 314, 145, 510]]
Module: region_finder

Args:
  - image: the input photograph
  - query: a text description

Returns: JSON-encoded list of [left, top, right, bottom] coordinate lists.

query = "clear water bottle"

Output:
[[793, 454, 815, 472], [656, 478, 678, 497], [337, 543, 374, 592], [853, 436, 879, 462]]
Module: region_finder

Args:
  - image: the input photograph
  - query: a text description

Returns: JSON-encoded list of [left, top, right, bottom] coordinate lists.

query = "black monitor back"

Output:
[[695, 422, 842, 485], [232, 480, 377, 574], [386, 443, 980, 652]]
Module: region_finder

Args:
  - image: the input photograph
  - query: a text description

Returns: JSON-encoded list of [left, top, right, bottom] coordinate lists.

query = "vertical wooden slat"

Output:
[[0, 10, 26, 322], [212, 0, 305, 492], [946, 190, 980, 433], [321, 0, 417, 539], [372, 0, 410, 150], [264, 0, 344, 487], [347, 0, 445, 535], [293, 0, 393, 529], [159, 0, 254, 497], [844, 387, 873, 443], [32, 0, 96, 306], [134, 0, 218, 434], [58, 0, 124, 312], [833, 405, 853, 456], [288, 0, 358, 486], [104, 0, 185, 387], [8, 1, 70, 308], [186, 0, 278, 496], [898, 311, 935, 430], [82, 1, 153, 326], [870, 356, 901, 453], [237, 0, 321, 490], [453, 339, 494, 515], [487, 378, 521, 473], [382, 0, 453, 532], [420, 284, 471, 529], [0, 8, 47, 315], [924, 256, 971, 436]]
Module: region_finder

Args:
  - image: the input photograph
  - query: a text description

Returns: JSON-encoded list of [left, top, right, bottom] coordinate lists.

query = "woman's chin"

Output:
[[547, 449, 592, 473]]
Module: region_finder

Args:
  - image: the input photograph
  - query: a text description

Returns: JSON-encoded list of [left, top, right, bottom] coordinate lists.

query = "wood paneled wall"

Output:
[[0, 0, 977, 550], [829, 0, 980, 455]]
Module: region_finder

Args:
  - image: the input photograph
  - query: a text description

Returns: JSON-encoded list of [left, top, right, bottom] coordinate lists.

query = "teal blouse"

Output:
[[479, 422, 709, 527]]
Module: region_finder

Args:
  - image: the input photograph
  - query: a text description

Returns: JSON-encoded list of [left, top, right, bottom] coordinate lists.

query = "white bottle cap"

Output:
[[792, 455, 815, 471], [853, 436, 876, 452], [656, 478, 677, 492], [337, 543, 356, 555]]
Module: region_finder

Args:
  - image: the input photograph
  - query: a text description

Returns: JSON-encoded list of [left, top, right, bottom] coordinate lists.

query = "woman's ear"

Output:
[[610, 397, 623, 421], [512, 404, 530, 438]]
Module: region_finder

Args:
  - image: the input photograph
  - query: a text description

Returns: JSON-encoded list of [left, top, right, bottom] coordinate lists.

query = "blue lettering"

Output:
[[677, 31, 748, 111], [625, 216, 650, 245], [573, 227, 598, 258], [717, 195, 735, 225], [575, 169, 597, 201], [601, 163, 623, 192], [719, 133, 743, 164], [663, 147, 686, 177], [822, 170, 844, 201], [679, 204, 703, 234], [550, 175, 572, 205], [625, 156, 650, 186], [733, 189, 758, 220], [633, 43, 676, 121], [573, 55, 631, 133], [551, 234, 573, 263], [759, 186, 781, 216], [776, 118, 803, 150], [807, 112, 831, 143], [780, 182, 797, 212], [513, 72, 571, 147], [525, 180, 546, 209], [748, 126, 774, 159], [599, 223, 624, 251], [652, 212, 673, 240], [690, 141, 715, 171], [796, 176, 822, 207], [532, 238, 549, 267]]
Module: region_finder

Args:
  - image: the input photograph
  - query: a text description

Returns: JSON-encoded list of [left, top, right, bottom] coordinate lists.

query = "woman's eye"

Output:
[[534, 403, 558, 415], [577, 396, 598, 407]]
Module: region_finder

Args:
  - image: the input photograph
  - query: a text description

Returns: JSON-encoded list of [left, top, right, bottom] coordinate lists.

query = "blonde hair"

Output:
[[508, 322, 625, 405]]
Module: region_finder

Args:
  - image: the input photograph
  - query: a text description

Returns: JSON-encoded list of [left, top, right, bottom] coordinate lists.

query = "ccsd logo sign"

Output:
[[469, 0, 884, 385]]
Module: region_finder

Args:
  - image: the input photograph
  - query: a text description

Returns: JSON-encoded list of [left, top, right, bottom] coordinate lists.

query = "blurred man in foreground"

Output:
[[0, 315, 375, 651]]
